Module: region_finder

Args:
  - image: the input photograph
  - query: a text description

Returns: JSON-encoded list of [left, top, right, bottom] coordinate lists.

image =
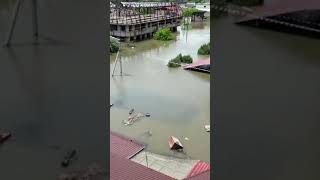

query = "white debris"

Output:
[[204, 125, 210, 132]]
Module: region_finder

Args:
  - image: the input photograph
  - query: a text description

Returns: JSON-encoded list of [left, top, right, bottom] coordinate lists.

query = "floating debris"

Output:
[[123, 112, 144, 125], [184, 137, 189, 141], [0, 133, 11, 144], [169, 136, 183, 150], [145, 113, 151, 117], [204, 125, 210, 132], [129, 108, 134, 115], [61, 150, 77, 167]]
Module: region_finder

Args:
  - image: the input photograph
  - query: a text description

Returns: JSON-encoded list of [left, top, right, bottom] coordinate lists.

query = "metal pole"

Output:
[[31, 0, 39, 44], [145, 151, 148, 168], [4, 0, 23, 47], [119, 56, 123, 76]]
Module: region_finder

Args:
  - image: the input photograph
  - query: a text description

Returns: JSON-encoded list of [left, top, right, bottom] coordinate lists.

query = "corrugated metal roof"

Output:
[[184, 58, 210, 69], [186, 161, 210, 178], [110, 131, 145, 159], [121, 2, 175, 8], [110, 153, 175, 180], [185, 170, 210, 180]]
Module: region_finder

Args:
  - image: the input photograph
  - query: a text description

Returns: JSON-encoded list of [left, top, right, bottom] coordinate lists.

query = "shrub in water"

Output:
[[110, 37, 120, 53], [197, 42, 210, 55], [154, 28, 174, 41], [167, 53, 193, 67], [181, 55, 193, 63]]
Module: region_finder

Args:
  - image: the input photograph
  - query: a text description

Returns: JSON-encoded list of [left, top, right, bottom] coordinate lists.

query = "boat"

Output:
[[169, 136, 183, 150], [0, 133, 11, 144]]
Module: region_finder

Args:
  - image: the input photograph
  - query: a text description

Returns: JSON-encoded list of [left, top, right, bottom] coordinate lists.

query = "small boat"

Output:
[[61, 150, 77, 167], [0, 133, 11, 144], [204, 125, 210, 132], [169, 136, 183, 150], [145, 113, 150, 117]]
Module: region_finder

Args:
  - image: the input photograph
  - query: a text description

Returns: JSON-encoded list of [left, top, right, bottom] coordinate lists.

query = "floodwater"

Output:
[[213, 1, 320, 179], [110, 21, 211, 162], [0, 1, 107, 179]]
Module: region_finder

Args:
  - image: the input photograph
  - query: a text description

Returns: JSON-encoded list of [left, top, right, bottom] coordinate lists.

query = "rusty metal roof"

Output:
[[110, 131, 145, 159], [110, 153, 175, 180]]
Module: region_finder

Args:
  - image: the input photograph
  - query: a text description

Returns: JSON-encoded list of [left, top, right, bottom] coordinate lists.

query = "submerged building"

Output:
[[110, 2, 183, 42]]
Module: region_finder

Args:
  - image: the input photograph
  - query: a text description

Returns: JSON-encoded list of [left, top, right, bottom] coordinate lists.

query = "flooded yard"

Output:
[[110, 20, 211, 162]]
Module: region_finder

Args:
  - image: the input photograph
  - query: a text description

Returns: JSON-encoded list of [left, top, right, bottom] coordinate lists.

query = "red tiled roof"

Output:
[[185, 170, 210, 180], [186, 161, 210, 178], [110, 131, 145, 159], [110, 153, 175, 180]]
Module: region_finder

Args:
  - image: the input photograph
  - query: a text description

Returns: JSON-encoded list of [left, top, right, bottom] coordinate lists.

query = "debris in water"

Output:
[[184, 137, 189, 141], [61, 150, 77, 167], [145, 113, 151, 117], [204, 125, 210, 132], [123, 112, 144, 125], [0, 133, 11, 144], [129, 109, 134, 115], [169, 136, 183, 150]]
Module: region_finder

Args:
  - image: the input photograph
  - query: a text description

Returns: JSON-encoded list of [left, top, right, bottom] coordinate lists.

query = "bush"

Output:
[[154, 28, 174, 41], [182, 8, 198, 17], [181, 55, 193, 63], [167, 53, 193, 67], [110, 37, 120, 53], [197, 42, 210, 55]]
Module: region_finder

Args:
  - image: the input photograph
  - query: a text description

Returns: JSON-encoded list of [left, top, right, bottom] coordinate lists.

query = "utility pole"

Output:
[[4, 0, 39, 47], [111, 37, 123, 77]]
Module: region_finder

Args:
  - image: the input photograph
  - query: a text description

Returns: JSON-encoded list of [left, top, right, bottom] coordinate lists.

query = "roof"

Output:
[[186, 161, 210, 178], [110, 153, 175, 180], [238, 0, 320, 22], [184, 58, 210, 69], [110, 131, 145, 159], [185, 170, 210, 180], [121, 2, 176, 8]]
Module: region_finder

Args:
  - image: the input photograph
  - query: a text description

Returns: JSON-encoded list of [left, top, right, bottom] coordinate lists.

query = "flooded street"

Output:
[[110, 21, 210, 162]]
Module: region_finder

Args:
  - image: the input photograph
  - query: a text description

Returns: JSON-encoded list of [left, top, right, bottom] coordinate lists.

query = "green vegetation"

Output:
[[197, 42, 210, 55], [154, 28, 175, 41], [182, 8, 198, 17], [110, 37, 120, 53], [168, 53, 193, 67]]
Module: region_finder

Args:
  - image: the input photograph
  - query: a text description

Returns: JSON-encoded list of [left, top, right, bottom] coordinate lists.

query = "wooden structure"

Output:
[[110, 2, 183, 42]]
